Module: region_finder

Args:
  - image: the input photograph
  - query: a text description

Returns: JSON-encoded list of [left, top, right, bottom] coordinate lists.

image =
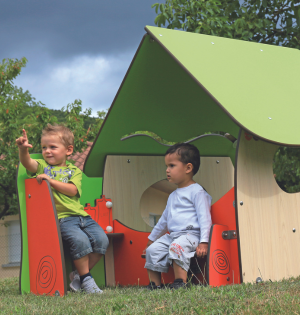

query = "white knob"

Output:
[[106, 201, 113, 208], [106, 226, 113, 233]]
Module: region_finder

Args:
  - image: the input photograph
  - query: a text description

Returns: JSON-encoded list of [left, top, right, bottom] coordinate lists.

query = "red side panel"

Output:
[[25, 179, 66, 296], [84, 195, 113, 233], [207, 224, 232, 286], [209, 188, 241, 285], [113, 220, 174, 286]]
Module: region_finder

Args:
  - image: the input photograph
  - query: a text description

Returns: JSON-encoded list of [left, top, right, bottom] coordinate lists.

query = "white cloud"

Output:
[[14, 52, 134, 116]]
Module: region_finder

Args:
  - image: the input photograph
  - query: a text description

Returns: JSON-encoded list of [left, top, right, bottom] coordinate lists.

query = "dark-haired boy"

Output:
[[143, 143, 212, 289]]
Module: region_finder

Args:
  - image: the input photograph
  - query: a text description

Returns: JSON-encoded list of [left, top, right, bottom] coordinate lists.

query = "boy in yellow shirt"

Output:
[[16, 124, 108, 294]]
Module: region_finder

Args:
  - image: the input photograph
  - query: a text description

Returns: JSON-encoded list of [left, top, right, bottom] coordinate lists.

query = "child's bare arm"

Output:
[[36, 174, 78, 197], [16, 129, 38, 173]]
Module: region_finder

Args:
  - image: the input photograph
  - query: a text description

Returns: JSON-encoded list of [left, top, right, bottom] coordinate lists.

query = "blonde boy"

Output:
[[143, 143, 212, 289], [16, 124, 108, 294]]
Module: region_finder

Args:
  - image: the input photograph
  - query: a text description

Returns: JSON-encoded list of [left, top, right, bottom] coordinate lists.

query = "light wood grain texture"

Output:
[[104, 240, 115, 286], [194, 157, 234, 204], [103, 156, 234, 231], [236, 131, 300, 283]]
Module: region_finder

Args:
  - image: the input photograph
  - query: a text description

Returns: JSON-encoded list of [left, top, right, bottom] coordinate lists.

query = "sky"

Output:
[[0, 0, 157, 116]]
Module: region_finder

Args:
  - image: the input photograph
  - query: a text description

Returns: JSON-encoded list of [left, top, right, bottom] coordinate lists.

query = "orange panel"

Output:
[[84, 195, 113, 233], [113, 220, 174, 286], [210, 187, 241, 284], [207, 224, 232, 286], [25, 179, 66, 296]]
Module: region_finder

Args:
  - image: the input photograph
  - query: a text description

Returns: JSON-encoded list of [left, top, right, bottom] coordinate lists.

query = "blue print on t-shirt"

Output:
[[44, 165, 75, 181]]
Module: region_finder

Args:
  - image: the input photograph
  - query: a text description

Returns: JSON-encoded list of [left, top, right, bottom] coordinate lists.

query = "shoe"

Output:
[[81, 276, 103, 294], [69, 270, 81, 292], [169, 279, 187, 290], [144, 281, 162, 290]]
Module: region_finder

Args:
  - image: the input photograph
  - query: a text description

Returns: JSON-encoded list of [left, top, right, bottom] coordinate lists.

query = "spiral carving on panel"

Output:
[[212, 250, 230, 275], [36, 256, 57, 294]]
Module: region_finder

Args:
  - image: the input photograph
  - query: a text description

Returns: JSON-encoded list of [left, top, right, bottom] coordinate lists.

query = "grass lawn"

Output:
[[1, 277, 300, 314]]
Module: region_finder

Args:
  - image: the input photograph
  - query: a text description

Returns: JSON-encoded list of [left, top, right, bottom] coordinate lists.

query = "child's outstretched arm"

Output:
[[16, 129, 38, 173]]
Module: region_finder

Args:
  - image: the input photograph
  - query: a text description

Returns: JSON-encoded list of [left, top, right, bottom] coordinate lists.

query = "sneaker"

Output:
[[81, 276, 103, 294], [144, 281, 162, 290], [169, 279, 187, 290], [69, 270, 81, 292]]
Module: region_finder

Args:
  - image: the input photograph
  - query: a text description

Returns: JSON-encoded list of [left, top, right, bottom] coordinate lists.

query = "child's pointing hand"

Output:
[[16, 129, 33, 149]]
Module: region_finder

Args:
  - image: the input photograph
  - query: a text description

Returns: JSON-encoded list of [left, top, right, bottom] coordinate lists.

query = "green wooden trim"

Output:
[[80, 174, 106, 287], [17, 153, 43, 294]]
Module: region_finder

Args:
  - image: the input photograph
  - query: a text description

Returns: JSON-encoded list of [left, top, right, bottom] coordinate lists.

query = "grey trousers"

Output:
[[144, 231, 200, 273]]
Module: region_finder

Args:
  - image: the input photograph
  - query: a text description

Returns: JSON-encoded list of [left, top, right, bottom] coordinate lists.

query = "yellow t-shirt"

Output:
[[27, 159, 89, 219]]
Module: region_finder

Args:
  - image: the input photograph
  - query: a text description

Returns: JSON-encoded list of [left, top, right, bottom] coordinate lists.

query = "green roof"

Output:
[[84, 26, 300, 177]]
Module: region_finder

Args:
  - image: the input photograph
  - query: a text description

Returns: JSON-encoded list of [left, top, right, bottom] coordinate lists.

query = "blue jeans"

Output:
[[59, 216, 109, 260]]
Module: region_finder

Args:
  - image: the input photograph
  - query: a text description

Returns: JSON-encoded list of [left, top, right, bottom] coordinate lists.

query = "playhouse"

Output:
[[17, 26, 300, 296]]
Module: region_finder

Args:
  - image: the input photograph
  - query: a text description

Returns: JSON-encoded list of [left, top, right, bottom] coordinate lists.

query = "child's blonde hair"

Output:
[[42, 124, 74, 148]]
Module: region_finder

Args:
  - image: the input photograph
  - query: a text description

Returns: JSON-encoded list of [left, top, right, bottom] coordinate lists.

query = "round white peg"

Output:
[[106, 226, 113, 233], [106, 201, 113, 208]]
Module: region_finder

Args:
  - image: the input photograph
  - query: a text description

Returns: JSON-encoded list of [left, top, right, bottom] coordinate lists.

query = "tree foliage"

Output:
[[0, 58, 105, 219], [153, 0, 300, 48], [153, 0, 300, 192]]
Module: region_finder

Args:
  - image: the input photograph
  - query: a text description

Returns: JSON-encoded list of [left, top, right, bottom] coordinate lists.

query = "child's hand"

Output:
[[142, 240, 154, 256], [16, 129, 33, 149], [36, 174, 51, 184], [196, 243, 208, 258]]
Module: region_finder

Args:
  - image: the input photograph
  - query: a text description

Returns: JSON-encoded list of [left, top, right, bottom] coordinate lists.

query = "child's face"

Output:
[[41, 134, 73, 167], [165, 153, 194, 188]]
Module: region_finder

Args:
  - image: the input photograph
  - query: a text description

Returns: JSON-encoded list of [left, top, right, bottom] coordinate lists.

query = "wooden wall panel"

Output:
[[236, 131, 300, 283], [194, 157, 234, 204], [103, 156, 166, 232], [103, 155, 234, 231]]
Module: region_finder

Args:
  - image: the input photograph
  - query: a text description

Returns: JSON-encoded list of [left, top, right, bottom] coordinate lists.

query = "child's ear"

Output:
[[186, 163, 194, 174], [66, 145, 74, 156]]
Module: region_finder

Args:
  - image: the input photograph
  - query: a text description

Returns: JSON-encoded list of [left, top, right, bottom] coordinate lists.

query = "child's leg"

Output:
[[88, 253, 103, 270], [145, 234, 172, 286], [60, 216, 109, 278], [73, 253, 102, 277], [168, 232, 199, 283], [147, 270, 161, 286], [173, 261, 187, 283], [73, 255, 89, 276]]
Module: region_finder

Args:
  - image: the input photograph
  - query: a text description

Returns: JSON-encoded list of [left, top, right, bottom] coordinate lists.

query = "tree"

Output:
[[0, 58, 104, 220], [153, 0, 300, 48], [153, 0, 300, 192]]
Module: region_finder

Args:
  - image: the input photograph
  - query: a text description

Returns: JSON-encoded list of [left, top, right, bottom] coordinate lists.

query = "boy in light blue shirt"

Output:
[[143, 143, 212, 289]]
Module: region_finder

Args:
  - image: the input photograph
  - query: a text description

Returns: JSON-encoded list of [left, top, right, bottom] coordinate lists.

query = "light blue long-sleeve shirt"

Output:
[[148, 183, 212, 243]]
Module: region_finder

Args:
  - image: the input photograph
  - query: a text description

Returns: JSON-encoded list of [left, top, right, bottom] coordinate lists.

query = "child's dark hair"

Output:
[[165, 143, 200, 175]]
